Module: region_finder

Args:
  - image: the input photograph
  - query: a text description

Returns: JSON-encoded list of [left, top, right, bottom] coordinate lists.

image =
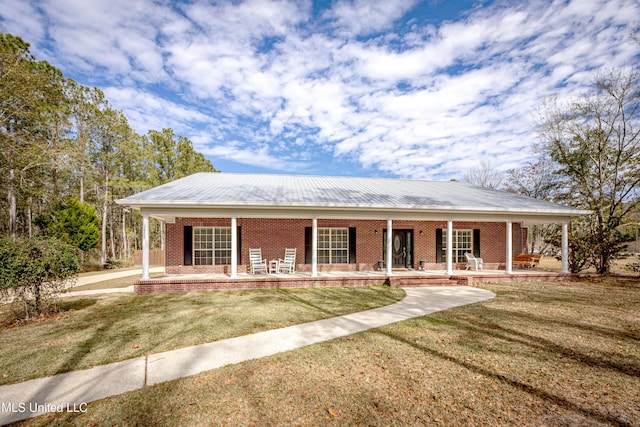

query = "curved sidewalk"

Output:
[[0, 286, 494, 425]]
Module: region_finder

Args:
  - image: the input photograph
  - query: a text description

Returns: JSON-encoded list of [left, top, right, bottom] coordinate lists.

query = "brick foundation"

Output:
[[134, 272, 578, 294]]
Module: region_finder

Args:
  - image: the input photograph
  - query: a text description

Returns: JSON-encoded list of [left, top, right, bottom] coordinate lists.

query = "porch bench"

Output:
[[512, 254, 541, 269]]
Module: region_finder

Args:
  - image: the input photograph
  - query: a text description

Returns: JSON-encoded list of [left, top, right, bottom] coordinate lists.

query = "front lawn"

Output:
[[0, 286, 404, 386], [19, 277, 640, 426]]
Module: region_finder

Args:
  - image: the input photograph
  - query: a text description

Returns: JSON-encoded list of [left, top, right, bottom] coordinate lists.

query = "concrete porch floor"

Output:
[[134, 268, 576, 294]]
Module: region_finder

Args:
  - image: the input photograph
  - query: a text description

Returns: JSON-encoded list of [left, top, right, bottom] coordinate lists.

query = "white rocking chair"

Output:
[[249, 248, 268, 274], [465, 253, 484, 271], [277, 248, 297, 274]]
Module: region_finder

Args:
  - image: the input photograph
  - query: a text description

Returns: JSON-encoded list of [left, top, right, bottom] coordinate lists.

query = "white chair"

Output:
[[465, 253, 483, 271], [277, 248, 297, 274], [249, 248, 268, 274]]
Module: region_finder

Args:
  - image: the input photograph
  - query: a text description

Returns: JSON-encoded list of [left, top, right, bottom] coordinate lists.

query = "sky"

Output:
[[1, 0, 639, 180]]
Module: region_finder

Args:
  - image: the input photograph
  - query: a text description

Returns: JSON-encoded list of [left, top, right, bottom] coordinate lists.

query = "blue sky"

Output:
[[1, 0, 638, 180]]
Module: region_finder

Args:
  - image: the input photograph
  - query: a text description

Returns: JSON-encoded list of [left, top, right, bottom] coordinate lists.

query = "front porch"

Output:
[[134, 268, 576, 294]]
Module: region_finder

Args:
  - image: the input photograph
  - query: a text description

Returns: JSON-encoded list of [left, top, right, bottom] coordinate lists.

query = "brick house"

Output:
[[117, 173, 589, 280]]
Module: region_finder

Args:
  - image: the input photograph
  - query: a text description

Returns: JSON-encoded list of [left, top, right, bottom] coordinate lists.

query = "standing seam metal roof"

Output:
[[117, 172, 587, 215]]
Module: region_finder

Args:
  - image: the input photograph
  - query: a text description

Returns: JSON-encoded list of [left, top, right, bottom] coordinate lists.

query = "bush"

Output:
[[0, 236, 79, 321], [104, 258, 123, 269], [35, 198, 100, 252]]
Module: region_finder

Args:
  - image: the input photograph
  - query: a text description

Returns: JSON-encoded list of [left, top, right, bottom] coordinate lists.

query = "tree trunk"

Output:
[[27, 197, 32, 238], [8, 168, 16, 238], [109, 210, 116, 260], [101, 174, 108, 266], [122, 209, 128, 260], [79, 165, 84, 203], [133, 217, 138, 251]]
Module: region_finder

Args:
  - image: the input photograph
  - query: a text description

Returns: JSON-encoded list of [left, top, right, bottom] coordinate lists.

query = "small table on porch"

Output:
[[268, 260, 279, 274]]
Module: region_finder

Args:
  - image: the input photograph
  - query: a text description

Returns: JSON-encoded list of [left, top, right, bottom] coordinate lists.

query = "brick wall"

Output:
[[165, 218, 526, 275]]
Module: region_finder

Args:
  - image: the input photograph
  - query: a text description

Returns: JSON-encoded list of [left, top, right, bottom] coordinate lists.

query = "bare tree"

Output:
[[504, 156, 561, 254], [464, 159, 503, 189]]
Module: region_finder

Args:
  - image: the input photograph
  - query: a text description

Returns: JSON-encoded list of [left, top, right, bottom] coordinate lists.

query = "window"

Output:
[[317, 228, 349, 264], [193, 227, 231, 265], [442, 229, 472, 263]]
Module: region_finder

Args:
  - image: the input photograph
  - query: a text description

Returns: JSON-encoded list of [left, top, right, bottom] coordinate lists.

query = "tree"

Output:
[[0, 236, 79, 320], [538, 68, 640, 273], [0, 31, 219, 270], [463, 159, 503, 189], [36, 197, 100, 252], [504, 156, 561, 254], [146, 128, 217, 185], [90, 106, 133, 266], [0, 33, 69, 237], [68, 83, 104, 203]]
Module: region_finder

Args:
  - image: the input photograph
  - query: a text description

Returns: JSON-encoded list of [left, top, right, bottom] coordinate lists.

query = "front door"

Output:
[[383, 229, 413, 268]]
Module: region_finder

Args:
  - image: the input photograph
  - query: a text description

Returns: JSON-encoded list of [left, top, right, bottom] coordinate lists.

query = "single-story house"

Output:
[[117, 173, 589, 282]]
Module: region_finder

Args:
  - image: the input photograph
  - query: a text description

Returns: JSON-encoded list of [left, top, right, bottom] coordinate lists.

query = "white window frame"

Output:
[[317, 227, 349, 264], [193, 226, 231, 265], [442, 229, 473, 263]]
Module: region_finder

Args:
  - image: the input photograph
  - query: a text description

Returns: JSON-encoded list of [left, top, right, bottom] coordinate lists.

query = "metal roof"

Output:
[[117, 173, 588, 221]]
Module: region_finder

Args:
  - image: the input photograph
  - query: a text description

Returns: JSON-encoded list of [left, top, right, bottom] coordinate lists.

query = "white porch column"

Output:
[[506, 220, 513, 274], [142, 214, 150, 280], [446, 220, 453, 275], [386, 219, 393, 276], [312, 218, 318, 277], [230, 217, 237, 278], [561, 222, 569, 274]]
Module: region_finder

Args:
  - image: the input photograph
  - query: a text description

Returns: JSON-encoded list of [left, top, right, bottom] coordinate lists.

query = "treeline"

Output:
[[0, 32, 217, 268]]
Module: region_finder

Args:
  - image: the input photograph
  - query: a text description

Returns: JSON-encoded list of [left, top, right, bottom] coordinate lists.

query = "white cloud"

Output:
[[102, 87, 214, 136], [325, 0, 419, 36], [201, 141, 307, 172], [1, 0, 638, 179], [0, 0, 46, 43]]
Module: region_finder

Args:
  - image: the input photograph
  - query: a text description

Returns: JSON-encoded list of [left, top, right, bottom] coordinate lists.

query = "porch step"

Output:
[[390, 276, 460, 287]]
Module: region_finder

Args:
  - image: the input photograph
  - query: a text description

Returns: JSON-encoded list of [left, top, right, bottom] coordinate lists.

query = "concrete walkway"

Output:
[[61, 267, 165, 298], [74, 267, 165, 287], [0, 286, 495, 425]]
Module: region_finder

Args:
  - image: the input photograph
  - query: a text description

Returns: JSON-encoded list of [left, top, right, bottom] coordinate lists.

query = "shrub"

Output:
[[0, 236, 79, 321], [104, 258, 123, 269], [35, 198, 100, 252]]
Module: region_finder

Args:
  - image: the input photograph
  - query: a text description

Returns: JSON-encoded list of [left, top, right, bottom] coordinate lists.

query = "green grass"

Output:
[[0, 286, 404, 386], [18, 277, 640, 426]]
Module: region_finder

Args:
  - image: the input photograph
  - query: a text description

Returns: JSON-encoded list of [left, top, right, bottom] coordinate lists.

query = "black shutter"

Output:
[[473, 229, 481, 257], [237, 226, 242, 264], [184, 226, 192, 265], [305, 227, 312, 264], [435, 228, 443, 263], [348, 227, 356, 264]]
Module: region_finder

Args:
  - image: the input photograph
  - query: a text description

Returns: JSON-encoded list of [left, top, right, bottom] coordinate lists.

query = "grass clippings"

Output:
[[0, 286, 404, 386], [18, 277, 640, 427]]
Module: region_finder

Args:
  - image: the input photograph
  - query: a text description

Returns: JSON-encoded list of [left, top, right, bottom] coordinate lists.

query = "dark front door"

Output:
[[384, 229, 413, 268]]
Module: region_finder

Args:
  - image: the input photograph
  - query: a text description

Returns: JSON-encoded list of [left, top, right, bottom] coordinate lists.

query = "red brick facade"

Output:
[[165, 218, 526, 275]]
